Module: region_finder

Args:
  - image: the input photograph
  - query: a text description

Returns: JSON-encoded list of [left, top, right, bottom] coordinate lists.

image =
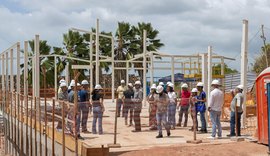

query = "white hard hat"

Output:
[[60, 82, 67, 87], [236, 85, 243, 90], [135, 81, 141, 85], [95, 84, 103, 90], [70, 82, 75, 87], [211, 79, 220, 85], [121, 80, 125, 84], [151, 84, 157, 89], [166, 81, 171, 85], [181, 83, 188, 88], [156, 85, 164, 94], [168, 83, 174, 88], [196, 82, 204, 87], [128, 83, 133, 87], [191, 88, 198, 93], [68, 86, 71, 90], [77, 83, 81, 86], [59, 79, 66, 84], [158, 82, 164, 86], [81, 80, 89, 85]]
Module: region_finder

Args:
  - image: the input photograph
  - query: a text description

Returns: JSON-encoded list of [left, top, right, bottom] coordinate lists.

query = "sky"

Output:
[[1, 0, 270, 74]]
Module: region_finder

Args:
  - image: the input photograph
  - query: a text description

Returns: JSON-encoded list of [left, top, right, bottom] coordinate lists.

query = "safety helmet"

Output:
[[59, 79, 66, 84], [236, 85, 243, 90], [181, 83, 188, 88], [60, 82, 67, 87], [81, 80, 89, 85], [135, 81, 141, 85], [95, 84, 103, 90], [191, 88, 198, 93], [168, 83, 174, 88], [158, 82, 164, 86], [211, 79, 220, 85], [121, 80, 125, 84], [156, 85, 164, 94], [166, 81, 171, 85], [196, 82, 204, 87], [128, 83, 133, 87], [151, 84, 157, 89]]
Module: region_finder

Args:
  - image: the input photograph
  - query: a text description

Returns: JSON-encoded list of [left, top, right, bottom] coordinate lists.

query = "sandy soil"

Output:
[[111, 141, 268, 156]]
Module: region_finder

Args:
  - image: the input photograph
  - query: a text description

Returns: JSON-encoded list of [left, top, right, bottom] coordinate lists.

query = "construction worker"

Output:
[[132, 81, 143, 132], [155, 85, 171, 138], [58, 79, 66, 94], [123, 83, 134, 126], [227, 85, 244, 137], [196, 82, 207, 133], [208, 80, 224, 139], [190, 88, 198, 131], [68, 79, 75, 93], [147, 84, 157, 130], [159, 82, 167, 94], [116, 80, 127, 117], [67, 82, 83, 139], [177, 83, 190, 127], [91, 84, 104, 135], [78, 80, 91, 133], [167, 83, 177, 129], [56, 82, 68, 130]]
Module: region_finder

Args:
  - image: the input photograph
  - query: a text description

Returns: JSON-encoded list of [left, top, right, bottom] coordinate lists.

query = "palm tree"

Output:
[[252, 44, 270, 74], [132, 22, 164, 78]]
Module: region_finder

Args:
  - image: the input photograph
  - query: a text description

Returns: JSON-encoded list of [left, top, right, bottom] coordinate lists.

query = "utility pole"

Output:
[[261, 24, 268, 67]]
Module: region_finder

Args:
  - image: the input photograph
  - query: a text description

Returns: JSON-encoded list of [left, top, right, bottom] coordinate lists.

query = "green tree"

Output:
[[212, 64, 238, 75], [132, 22, 164, 78], [252, 44, 270, 74]]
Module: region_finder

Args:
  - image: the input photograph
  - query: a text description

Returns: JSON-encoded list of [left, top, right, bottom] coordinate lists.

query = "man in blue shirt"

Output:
[[196, 82, 207, 133], [78, 80, 90, 133]]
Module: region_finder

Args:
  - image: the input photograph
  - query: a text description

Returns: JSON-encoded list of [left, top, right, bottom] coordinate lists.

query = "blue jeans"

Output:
[[92, 106, 103, 134], [196, 111, 207, 130], [167, 103, 176, 128], [210, 110, 222, 137], [230, 111, 242, 136], [156, 112, 170, 135]]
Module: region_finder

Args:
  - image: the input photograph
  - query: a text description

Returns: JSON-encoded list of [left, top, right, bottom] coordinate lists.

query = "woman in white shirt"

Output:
[[166, 83, 177, 129]]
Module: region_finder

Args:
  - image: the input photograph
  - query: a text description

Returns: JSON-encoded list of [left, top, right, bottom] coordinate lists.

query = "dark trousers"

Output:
[[230, 111, 242, 136], [117, 99, 123, 117], [179, 105, 189, 126], [134, 108, 141, 131], [123, 100, 134, 124], [78, 103, 89, 131]]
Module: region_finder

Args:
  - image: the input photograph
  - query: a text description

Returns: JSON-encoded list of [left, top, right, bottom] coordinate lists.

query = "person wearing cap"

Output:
[[159, 82, 167, 94], [177, 83, 190, 127], [227, 85, 244, 137], [91, 84, 104, 134], [196, 82, 207, 133], [123, 83, 135, 126], [154, 85, 171, 138], [116, 80, 127, 117], [67, 81, 83, 139], [147, 84, 157, 130], [190, 88, 198, 131], [78, 80, 91, 133], [58, 79, 66, 94], [208, 79, 224, 139], [56, 82, 68, 130], [132, 81, 143, 132], [167, 83, 177, 129]]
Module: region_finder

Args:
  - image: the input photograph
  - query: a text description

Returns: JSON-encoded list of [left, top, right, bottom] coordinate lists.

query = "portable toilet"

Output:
[[256, 67, 270, 145]]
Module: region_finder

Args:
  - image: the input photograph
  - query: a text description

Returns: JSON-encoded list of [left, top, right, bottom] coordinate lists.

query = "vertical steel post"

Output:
[[143, 30, 147, 105], [95, 19, 100, 85], [30, 97, 33, 156], [150, 53, 154, 85], [34, 97, 37, 156], [61, 101, 65, 156], [111, 37, 115, 102], [207, 46, 212, 125], [90, 34, 93, 95], [52, 99, 55, 156], [54, 56, 57, 99], [24, 41, 29, 156], [171, 56, 175, 85], [38, 97, 42, 156]]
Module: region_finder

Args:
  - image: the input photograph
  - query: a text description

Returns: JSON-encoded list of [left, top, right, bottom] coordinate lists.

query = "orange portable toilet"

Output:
[[256, 67, 270, 145]]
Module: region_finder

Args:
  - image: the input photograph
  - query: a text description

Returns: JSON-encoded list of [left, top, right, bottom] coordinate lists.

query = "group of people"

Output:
[[117, 79, 244, 139], [57, 79, 104, 139], [56, 77, 244, 140]]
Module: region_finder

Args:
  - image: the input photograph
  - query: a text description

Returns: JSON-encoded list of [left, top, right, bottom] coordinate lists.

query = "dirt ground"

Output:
[[110, 141, 268, 156]]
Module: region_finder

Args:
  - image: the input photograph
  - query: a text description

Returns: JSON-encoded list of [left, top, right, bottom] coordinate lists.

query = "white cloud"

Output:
[[0, 0, 270, 72]]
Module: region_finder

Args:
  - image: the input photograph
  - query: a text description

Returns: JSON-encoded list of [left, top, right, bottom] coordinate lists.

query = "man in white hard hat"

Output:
[[132, 81, 143, 132], [207, 79, 224, 139], [177, 83, 190, 127], [154, 85, 171, 138], [227, 85, 244, 137], [196, 82, 207, 133], [116, 80, 127, 117], [190, 88, 198, 131], [58, 79, 66, 94], [123, 83, 135, 126], [78, 80, 91, 133], [56, 82, 68, 130]]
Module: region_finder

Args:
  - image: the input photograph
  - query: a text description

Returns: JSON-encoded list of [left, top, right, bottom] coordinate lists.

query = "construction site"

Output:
[[0, 18, 269, 156]]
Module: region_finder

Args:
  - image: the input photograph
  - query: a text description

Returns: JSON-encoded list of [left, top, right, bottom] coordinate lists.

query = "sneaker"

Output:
[[77, 135, 84, 140], [156, 134, 163, 138], [217, 136, 222, 139], [132, 129, 141, 132], [227, 134, 236, 137], [207, 136, 215, 139], [176, 123, 181, 127]]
